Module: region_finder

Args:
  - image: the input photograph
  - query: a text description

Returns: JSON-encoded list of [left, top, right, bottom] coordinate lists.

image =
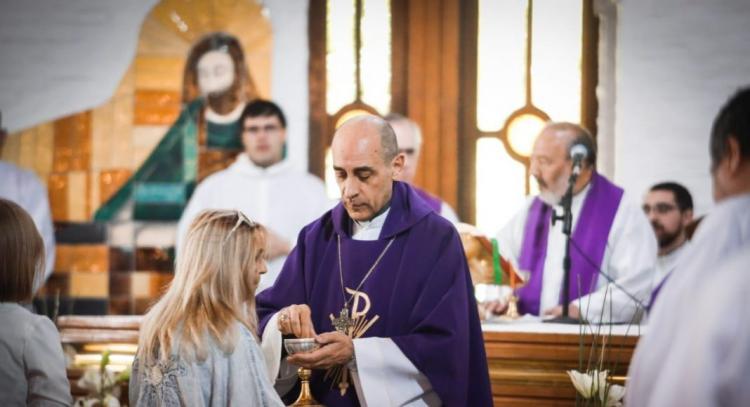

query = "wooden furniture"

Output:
[[57, 316, 641, 406], [483, 322, 641, 406], [57, 315, 142, 403]]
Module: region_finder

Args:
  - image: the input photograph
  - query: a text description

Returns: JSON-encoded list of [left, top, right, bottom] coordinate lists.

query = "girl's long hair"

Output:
[[137, 209, 265, 365]]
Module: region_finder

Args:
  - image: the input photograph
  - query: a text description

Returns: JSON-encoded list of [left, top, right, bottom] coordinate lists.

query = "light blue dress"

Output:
[[129, 322, 283, 406]]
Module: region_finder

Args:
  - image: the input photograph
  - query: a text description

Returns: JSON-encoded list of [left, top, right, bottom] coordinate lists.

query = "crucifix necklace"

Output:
[[333, 234, 395, 333]]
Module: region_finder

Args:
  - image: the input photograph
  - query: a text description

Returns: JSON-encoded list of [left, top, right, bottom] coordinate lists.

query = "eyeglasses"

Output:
[[642, 203, 678, 215], [223, 210, 258, 245], [399, 148, 416, 156]]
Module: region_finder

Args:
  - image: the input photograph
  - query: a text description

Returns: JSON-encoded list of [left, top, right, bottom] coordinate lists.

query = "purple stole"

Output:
[[413, 186, 443, 213], [648, 274, 669, 311], [516, 173, 624, 315]]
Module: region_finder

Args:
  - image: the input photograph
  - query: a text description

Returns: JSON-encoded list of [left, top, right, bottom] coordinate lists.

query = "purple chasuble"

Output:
[[516, 173, 624, 315], [257, 181, 492, 407], [413, 185, 443, 213]]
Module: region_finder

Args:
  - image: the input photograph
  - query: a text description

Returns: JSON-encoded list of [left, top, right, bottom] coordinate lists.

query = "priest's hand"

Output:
[[543, 303, 581, 319], [481, 300, 509, 316], [277, 304, 316, 338], [265, 228, 291, 260], [286, 332, 354, 370]]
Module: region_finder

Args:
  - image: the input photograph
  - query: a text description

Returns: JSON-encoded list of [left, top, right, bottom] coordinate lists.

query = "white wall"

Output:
[[614, 0, 750, 215]]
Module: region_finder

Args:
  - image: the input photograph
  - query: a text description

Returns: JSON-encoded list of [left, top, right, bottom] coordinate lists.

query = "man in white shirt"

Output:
[[627, 87, 750, 406], [384, 113, 460, 223], [642, 182, 694, 305], [494, 122, 657, 322], [0, 119, 55, 291], [177, 100, 330, 291]]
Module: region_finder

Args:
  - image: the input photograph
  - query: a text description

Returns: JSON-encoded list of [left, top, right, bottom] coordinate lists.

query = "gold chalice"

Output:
[[284, 338, 323, 407]]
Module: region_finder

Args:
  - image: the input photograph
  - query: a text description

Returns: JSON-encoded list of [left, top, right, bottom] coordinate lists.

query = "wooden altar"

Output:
[[482, 321, 641, 406], [58, 316, 641, 406]]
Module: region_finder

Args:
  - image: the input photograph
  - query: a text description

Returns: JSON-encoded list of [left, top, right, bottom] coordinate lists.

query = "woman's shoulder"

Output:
[[0, 303, 57, 338]]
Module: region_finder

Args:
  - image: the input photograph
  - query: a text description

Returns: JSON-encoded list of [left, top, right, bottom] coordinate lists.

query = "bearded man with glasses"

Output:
[[642, 182, 694, 305]]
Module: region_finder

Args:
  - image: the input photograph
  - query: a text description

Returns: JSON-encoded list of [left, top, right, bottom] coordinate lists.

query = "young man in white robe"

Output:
[[177, 100, 331, 291], [627, 87, 750, 406]]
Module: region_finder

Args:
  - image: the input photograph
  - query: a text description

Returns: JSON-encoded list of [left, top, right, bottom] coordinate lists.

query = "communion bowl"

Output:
[[284, 338, 320, 355]]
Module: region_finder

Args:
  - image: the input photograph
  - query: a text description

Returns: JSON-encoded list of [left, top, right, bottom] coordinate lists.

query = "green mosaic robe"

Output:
[[94, 99, 241, 221]]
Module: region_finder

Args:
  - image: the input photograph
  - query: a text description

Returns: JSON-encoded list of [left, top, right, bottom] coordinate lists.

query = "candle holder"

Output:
[[283, 338, 324, 407], [500, 294, 521, 320]]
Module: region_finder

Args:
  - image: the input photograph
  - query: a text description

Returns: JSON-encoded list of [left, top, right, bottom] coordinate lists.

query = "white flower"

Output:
[[567, 369, 625, 406], [568, 369, 599, 398], [77, 369, 105, 394], [600, 383, 626, 407], [73, 395, 120, 407]]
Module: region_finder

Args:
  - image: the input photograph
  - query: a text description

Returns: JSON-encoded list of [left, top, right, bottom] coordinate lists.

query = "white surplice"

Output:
[[176, 154, 332, 292], [652, 240, 691, 292], [0, 162, 55, 291], [261, 208, 440, 407], [632, 247, 750, 406], [627, 193, 750, 406], [495, 182, 658, 322]]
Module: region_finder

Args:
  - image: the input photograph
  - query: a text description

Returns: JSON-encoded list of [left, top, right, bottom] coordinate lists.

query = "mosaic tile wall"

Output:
[[2, 0, 272, 315]]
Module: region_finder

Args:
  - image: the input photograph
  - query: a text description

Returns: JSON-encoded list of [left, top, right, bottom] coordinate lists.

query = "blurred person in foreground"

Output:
[[627, 87, 750, 406], [0, 198, 72, 406]]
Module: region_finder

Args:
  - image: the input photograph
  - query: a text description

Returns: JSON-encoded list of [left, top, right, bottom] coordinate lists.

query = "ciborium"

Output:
[[284, 338, 323, 407]]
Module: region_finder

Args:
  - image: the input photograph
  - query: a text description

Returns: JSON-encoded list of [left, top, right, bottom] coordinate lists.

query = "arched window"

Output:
[[310, 0, 394, 198], [461, 0, 598, 234]]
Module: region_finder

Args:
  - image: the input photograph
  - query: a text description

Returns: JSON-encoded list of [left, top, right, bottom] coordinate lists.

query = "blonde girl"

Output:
[[130, 209, 283, 406]]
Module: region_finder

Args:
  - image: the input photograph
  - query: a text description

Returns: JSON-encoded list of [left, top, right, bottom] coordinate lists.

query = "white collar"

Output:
[[552, 180, 592, 211], [230, 153, 292, 176], [352, 207, 391, 240], [660, 239, 690, 260]]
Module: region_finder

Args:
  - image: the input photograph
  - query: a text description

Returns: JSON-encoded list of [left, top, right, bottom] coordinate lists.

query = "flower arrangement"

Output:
[[566, 285, 640, 406], [74, 350, 130, 407], [567, 369, 625, 406]]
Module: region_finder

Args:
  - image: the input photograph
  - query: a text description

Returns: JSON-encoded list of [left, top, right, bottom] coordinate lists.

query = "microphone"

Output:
[[569, 144, 588, 176]]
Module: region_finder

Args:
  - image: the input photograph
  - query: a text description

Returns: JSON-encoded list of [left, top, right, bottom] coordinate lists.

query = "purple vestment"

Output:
[[516, 173, 624, 315], [412, 185, 443, 213], [257, 181, 492, 407]]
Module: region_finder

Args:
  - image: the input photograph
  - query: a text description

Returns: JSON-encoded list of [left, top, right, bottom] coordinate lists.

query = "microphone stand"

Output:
[[544, 169, 580, 324]]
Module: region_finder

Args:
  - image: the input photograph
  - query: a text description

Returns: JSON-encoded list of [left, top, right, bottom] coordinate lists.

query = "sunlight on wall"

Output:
[[474, 0, 582, 234], [476, 0, 526, 132], [531, 0, 582, 122], [360, 0, 391, 114], [475, 137, 527, 235], [326, 0, 357, 114], [324, 147, 342, 199]]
